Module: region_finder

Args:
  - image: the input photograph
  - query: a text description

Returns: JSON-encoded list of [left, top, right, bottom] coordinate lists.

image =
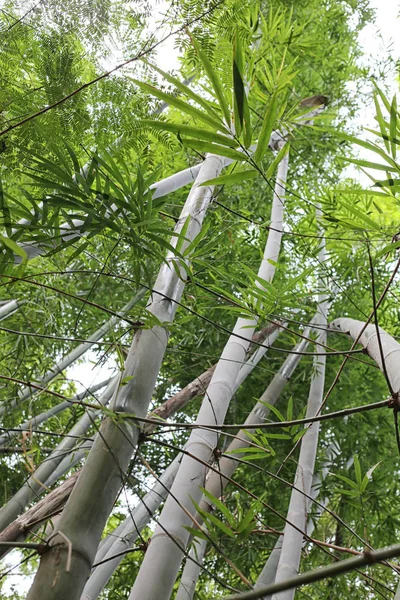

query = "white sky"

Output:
[[2, 0, 400, 596]]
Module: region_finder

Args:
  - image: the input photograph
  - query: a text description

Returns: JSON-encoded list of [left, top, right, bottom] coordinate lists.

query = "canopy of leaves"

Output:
[[1, 1, 400, 599]]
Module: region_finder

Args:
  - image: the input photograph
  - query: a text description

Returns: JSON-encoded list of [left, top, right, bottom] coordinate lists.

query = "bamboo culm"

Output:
[[26, 153, 226, 600], [270, 218, 328, 599], [129, 146, 289, 600], [81, 452, 182, 600], [199, 318, 314, 514], [175, 537, 208, 600]]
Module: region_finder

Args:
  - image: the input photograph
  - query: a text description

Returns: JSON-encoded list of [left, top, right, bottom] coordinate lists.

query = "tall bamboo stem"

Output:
[[129, 146, 289, 600], [26, 153, 226, 600]]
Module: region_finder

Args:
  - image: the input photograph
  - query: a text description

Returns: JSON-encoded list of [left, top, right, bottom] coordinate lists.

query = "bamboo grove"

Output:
[[1, 0, 400, 599]]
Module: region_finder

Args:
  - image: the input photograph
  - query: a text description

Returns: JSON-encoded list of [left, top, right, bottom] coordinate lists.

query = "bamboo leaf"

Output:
[[265, 142, 290, 179], [141, 119, 236, 147], [181, 138, 247, 161], [373, 93, 390, 153], [0, 234, 27, 270], [254, 89, 278, 163], [130, 78, 223, 131], [199, 169, 259, 187], [200, 488, 236, 527], [341, 157, 399, 173], [143, 61, 221, 120], [232, 31, 251, 147], [189, 32, 231, 127], [389, 97, 397, 159]]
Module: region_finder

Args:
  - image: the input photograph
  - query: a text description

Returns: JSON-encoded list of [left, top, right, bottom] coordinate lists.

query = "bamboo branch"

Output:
[[223, 543, 400, 600]]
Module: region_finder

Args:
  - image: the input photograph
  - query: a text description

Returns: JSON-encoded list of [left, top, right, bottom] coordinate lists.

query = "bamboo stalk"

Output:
[[329, 318, 400, 392], [270, 217, 328, 600], [224, 542, 400, 600], [175, 537, 208, 600], [129, 145, 289, 600], [26, 153, 226, 600], [0, 299, 21, 321], [199, 320, 314, 513], [81, 452, 182, 600]]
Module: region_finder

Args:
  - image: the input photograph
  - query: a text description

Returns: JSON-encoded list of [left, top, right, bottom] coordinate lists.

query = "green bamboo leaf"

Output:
[[0, 234, 27, 269], [339, 199, 381, 231], [318, 128, 393, 164], [373, 93, 390, 153], [199, 169, 259, 187], [254, 89, 278, 163], [141, 119, 236, 147], [341, 157, 399, 172], [201, 488, 236, 527], [390, 95, 398, 159], [143, 61, 221, 121], [189, 32, 232, 127], [331, 473, 359, 490], [372, 81, 392, 113], [175, 215, 190, 254], [232, 30, 251, 146], [353, 455, 362, 486], [0, 176, 11, 236], [130, 78, 223, 131], [257, 402, 286, 422], [375, 241, 400, 259], [265, 142, 290, 178], [183, 526, 210, 542], [181, 138, 247, 162], [373, 177, 400, 189]]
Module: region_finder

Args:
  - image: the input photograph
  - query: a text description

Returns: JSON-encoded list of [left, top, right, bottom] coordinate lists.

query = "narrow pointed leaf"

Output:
[[254, 89, 278, 163], [199, 169, 259, 187], [130, 78, 223, 131], [181, 138, 247, 161], [143, 60, 222, 121], [189, 33, 231, 127], [141, 120, 236, 147]]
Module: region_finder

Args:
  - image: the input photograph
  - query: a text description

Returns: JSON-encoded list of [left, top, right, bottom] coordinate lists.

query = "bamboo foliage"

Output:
[[2, 4, 398, 599]]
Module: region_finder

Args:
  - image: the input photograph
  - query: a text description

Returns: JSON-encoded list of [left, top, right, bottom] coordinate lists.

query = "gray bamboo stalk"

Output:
[[26, 153, 226, 600], [129, 145, 289, 600], [329, 318, 400, 392], [255, 537, 284, 599], [81, 452, 182, 600], [395, 580, 400, 599], [256, 442, 340, 599], [225, 542, 400, 600], [82, 328, 280, 600], [95, 520, 128, 565], [0, 379, 109, 447], [0, 377, 117, 534], [305, 441, 341, 538], [0, 291, 144, 417], [271, 228, 328, 600], [200, 321, 314, 512], [0, 299, 21, 320], [144, 324, 281, 433], [175, 537, 208, 600], [43, 439, 94, 488]]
